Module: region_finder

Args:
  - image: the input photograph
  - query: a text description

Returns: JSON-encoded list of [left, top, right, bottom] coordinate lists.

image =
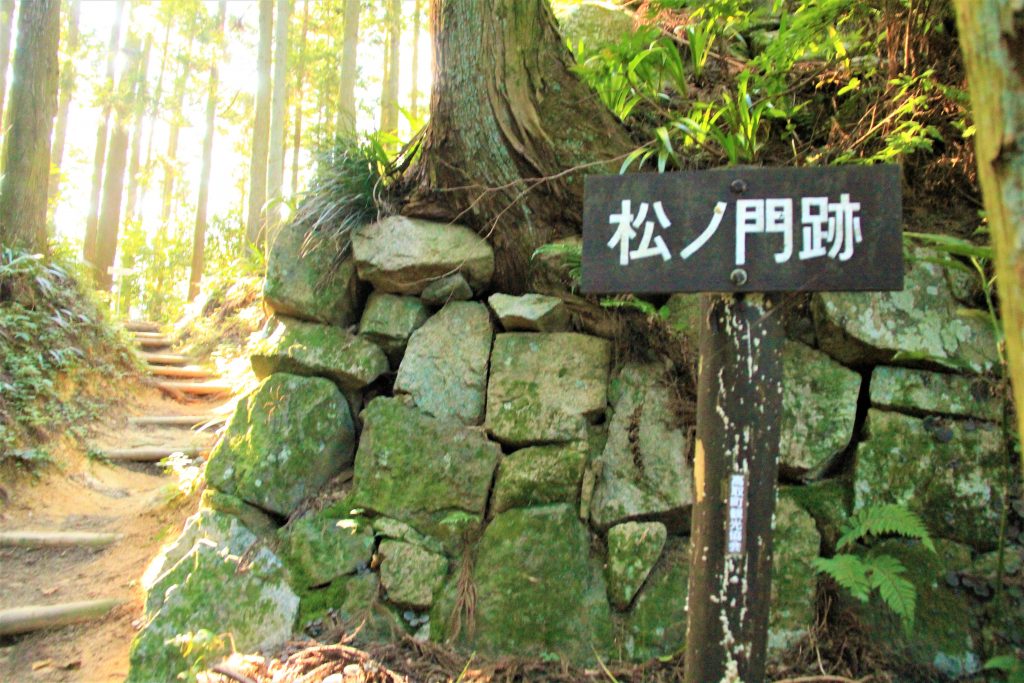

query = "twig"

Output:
[[773, 676, 873, 683], [210, 664, 258, 683]]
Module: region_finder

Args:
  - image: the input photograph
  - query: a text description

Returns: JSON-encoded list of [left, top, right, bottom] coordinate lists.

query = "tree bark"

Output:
[[267, 0, 291, 243], [246, 0, 274, 251], [291, 0, 309, 196], [379, 0, 401, 137], [124, 33, 152, 225], [410, 0, 422, 121], [47, 0, 81, 225], [336, 0, 359, 135], [189, 0, 227, 302], [141, 22, 171, 211], [406, 0, 633, 292], [954, 0, 1024, 479], [94, 35, 142, 291], [0, 0, 59, 254], [0, 0, 17, 149], [160, 33, 193, 230], [82, 0, 125, 266]]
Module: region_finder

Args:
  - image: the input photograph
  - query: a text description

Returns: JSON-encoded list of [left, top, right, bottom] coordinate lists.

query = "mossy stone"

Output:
[[278, 513, 375, 588], [250, 316, 388, 392], [486, 332, 610, 447], [264, 223, 362, 326], [350, 397, 501, 545], [870, 366, 1003, 422], [781, 340, 861, 478], [371, 516, 446, 555], [554, 2, 637, 53], [769, 492, 821, 655], [855, 409, 1007, 550], [378, 540, 449, 609], [394, 301, 493, 425], [471, 504, 613, 664], [198, 489, 278, 537], [606, 521, 666, 611], [335, 572, 408, 644], [782, 479, 852, 551], [619, 538, 689, 662], [420, 273, 474, 306], [591, 363, 692, 530], [205, 373, 355, 517], [358, 292, 430, 366], [488, 293, 570, 332], [490, 441, 588, 514]]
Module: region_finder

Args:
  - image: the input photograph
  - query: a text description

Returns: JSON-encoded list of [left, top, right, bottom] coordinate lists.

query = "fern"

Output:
[[816, 504, 935, 632]]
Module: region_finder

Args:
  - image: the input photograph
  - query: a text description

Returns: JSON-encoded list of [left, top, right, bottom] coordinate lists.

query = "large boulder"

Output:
[[205, 373, 355, 517], [486, 332, 610, 447], [813, 256, 998, 373], [555, 1, 636, 53], [251, 316, 388, 392], [352, 216, 494, 295], [490, 441, 588, 515], [420, 273, 474, 306], [350, 398, 502, 544], [605, 521, 666, 611], [855, 409, 1005, 550], [358, 292, 430, 366], [394, 302, 493, 425], [264, 223, 362, 326], [488, 293, 570, 332], [869, 366, 1003, 422], [781, 341, 861, 478], [591, 363, 692, 530], [378, 540, 449, 610], [128, 535, 298, 683], [278, 512, 375, 588], [620, 539, 689, 661], [468, 504, 613, 664]]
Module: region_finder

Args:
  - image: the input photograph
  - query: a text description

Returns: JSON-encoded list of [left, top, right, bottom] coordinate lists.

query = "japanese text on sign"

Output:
[[727, 473, 747, 555], [606, 195, 863, 267]]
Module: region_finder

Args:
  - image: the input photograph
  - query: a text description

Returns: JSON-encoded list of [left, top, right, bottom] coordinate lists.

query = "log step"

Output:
[[0, 531, 121, 549], [140, 352, 192, 366], [123, 321, 161, 333], [0, 599, 122, 636], [147, 365, 217, 380], [136, 337, 173, 349], [98, 446, 210, 462], [129, 415, 219, 427], [156, 380, 233, 397], [132, 331, 170, 340]]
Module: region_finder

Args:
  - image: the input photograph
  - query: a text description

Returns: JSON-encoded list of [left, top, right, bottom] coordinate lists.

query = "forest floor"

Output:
[[0, 378, 235, 682]]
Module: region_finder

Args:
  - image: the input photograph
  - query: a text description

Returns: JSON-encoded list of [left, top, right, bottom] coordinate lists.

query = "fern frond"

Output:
[[867, 554, 916, 631], [838, 504, 935, 552], [813, 555, 871, 602]]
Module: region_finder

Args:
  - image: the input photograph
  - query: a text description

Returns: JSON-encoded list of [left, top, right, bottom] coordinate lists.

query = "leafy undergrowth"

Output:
[[0, 247, 138, 475]]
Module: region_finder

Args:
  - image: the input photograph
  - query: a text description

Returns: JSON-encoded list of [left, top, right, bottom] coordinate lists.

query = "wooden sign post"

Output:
[[582, 165, 903, 682]]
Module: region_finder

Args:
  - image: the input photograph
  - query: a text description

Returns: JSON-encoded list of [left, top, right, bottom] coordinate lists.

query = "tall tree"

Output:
[[955, 0, 1024, 479], [47, 0, 82, 223], [379, 0, 400, 137], [291, 0, 309, 196], [267, 0, 291, 242], [246, 0, 273, 250], [189, 0, 227, 302], [0, 0, 60, 254], [141, 22, 172, 211], [406, 0, 632, 292], [160, 31, 195, 229], [0, 0, 17, 140], [336, 0, 359, 134], [409, 0, 422, 121], [124, 33, 152, 225], [94, 35, 143, 291], [82, 0, 126, 266]]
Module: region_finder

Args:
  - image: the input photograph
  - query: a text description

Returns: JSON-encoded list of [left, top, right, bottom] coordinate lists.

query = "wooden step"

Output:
[[123, 321, 161, 333], [0, 599, 122, 636], [155, 380, 233, 398], [0, 531, 121, 549], [132, 331, 170, 340], [129, 415, 220, 427], [98, 446, 210, 462], [136, 336, 173, 349], [147, 365, 217, 380], [140, 352, 191, 366]]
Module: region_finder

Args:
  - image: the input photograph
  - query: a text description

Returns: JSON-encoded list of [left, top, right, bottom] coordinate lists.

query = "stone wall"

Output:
[[127, 217, 1021, 681]]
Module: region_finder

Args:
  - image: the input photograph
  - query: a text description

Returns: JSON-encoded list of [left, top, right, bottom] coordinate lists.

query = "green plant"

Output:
[[812, 503, 934, 632], [986, 653, 1024, 683], [169, 629, 233, 682]]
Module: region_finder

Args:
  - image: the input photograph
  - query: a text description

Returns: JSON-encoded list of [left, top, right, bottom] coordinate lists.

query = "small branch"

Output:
[[773, 676, 873, 683], [210, 664, 258, 683]]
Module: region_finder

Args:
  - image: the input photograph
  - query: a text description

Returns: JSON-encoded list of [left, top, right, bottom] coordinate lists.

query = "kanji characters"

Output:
[[607, 199, 672, 265]]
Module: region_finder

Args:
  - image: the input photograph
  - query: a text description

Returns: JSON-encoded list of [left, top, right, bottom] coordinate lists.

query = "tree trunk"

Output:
[[336, 0, 359, 135], [94, 35, 142, 291], [410, 0, 422, 121], [0, 0, 17, 150], [142, 22, 171, 210], [47, 0, 81, 224], [379, 0, 401, 137], [406, 0, 632, 293], [124, 32, 152, 225], [291, 0, 309, 196], [160, 34, 193, 230], [246, 0, 274, 251], [189, 0, 227, 302], [82, 0, 125, 266], [954, 0, 1024, 479], [267, 0, 291, 243], [0, 0, 59, 254]]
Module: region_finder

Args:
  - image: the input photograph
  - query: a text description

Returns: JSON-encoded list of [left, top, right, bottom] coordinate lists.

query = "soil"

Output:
[[0, 383, 233, 683]]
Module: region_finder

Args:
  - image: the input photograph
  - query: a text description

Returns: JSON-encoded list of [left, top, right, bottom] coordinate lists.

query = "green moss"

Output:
[[606, 521, 667, 611], [783, 479, 852, 551], [278, 512, 375, 588], [618, 538, 689, 662], [491, 441, 588, 514]]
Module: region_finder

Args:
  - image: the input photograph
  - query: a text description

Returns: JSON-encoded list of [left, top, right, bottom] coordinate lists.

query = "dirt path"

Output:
[[0, 377, 233, 682]]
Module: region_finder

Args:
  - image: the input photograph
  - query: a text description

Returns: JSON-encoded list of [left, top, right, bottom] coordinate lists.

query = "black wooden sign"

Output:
[[581, 165, 903, 294]]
